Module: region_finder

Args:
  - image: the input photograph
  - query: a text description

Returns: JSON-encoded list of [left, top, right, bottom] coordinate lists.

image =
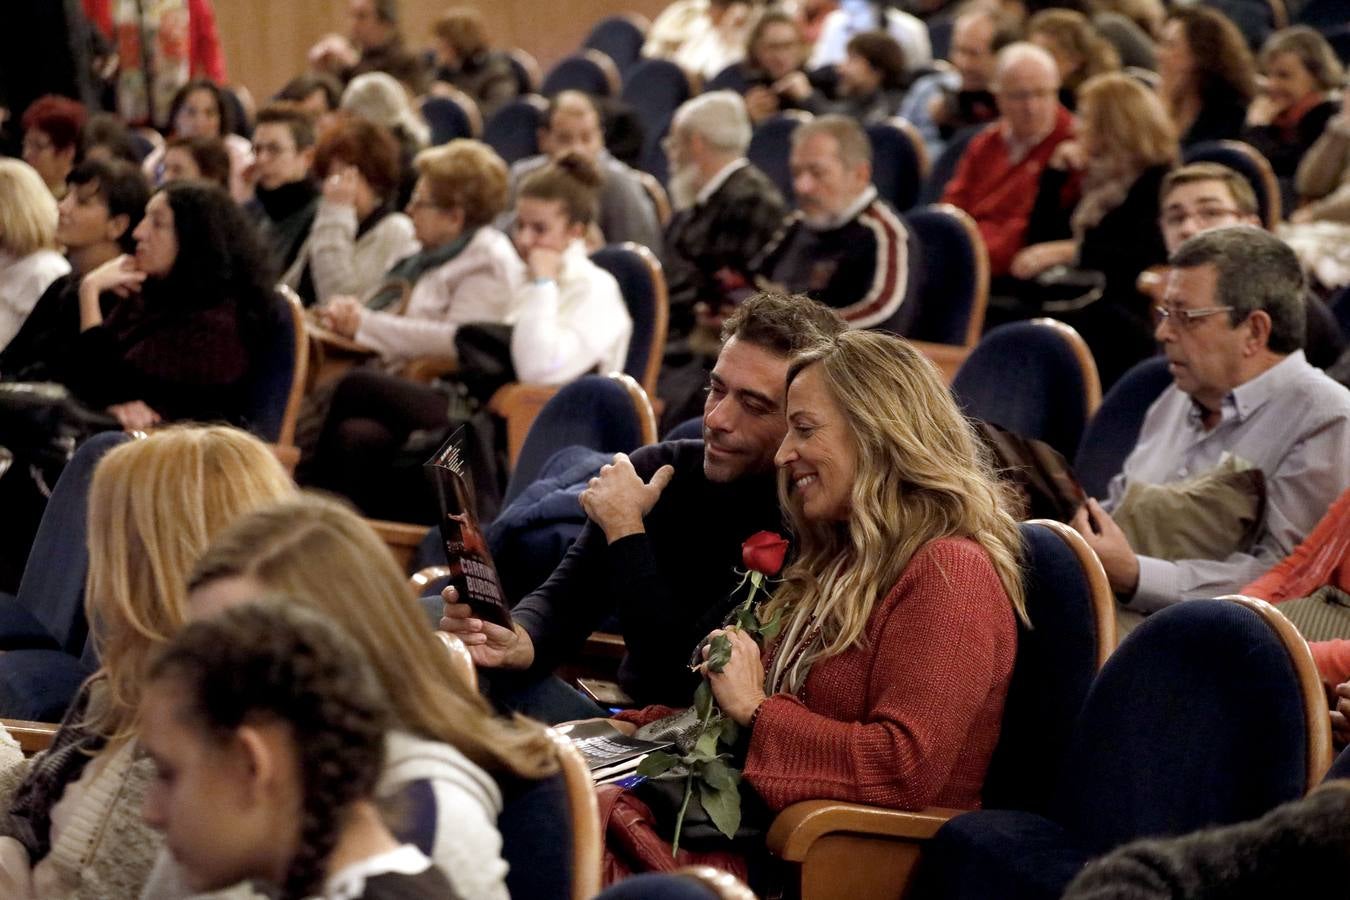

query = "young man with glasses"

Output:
[[1071, 226, 1350, 619], [245, 104, 319, 274]]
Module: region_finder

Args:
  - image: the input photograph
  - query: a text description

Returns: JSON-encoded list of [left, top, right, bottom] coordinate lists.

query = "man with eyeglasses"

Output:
[[1152, 163, 1345, 368], [1072, 226, 1350, 621], [941, 42, 1077, 280], [244, 103, 319, 275]]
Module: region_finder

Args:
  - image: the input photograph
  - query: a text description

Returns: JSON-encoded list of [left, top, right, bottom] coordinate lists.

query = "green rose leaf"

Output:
[[706, 633, 732, 672], [694, 726, 721, 759], [757, 607, 783, 641], [699, 778, 743, 840], [701, 757, 738, 791], [636, 750, 682, 778], [719, 717, 740, 747], [694, 679, 714, 719]]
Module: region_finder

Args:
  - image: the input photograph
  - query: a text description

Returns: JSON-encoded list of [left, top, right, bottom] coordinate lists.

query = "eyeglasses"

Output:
[[996, 88, 1056, 103], [1153, 304, 1235, 328], [406, 195, 449, 212], [1159, 207, 1243, 230], [251, 141, 293, 158]]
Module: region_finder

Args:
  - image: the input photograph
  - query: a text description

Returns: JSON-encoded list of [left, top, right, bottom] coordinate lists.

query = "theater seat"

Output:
[[1073, 356, 1172, 500]]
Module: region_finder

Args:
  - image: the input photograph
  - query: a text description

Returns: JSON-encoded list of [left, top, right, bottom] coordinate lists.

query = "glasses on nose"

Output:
[[1153, 304, 1235, 328], [251, 142, 291, 157], [1160, 207, 1242, 230], [406, 195, 448, 212], [997, 88, 1055, 103]]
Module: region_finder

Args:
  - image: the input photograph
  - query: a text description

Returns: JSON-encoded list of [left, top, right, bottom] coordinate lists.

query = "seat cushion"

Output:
[[0, 594, 59, 650], [0, 649, 95, 721], [915, 809, 1094, 900], [500, 771, 574, 900]]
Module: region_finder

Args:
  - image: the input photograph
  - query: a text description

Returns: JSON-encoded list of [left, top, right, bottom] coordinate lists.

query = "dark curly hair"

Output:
[[152, 180, 275, 313], [147, 598, 391, 900], [167, 79, 236, 138], [1170, 7, 1257, 107]]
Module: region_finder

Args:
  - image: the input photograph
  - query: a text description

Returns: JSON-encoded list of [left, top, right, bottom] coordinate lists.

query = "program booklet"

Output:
[[425, 427, 512, 629], [558, 719, 674, 784]]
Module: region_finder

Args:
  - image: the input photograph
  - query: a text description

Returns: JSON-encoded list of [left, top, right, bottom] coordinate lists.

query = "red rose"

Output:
[[742, 531, 789, 576]]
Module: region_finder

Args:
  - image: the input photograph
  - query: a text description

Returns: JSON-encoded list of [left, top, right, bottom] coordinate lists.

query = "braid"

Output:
[[148, 597, 390, 900]]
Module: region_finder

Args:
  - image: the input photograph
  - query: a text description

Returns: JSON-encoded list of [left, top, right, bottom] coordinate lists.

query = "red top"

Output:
[[941, 107, 1078, 277], [622, 536, 1018, 812], [1244, 486, 1350, 685]]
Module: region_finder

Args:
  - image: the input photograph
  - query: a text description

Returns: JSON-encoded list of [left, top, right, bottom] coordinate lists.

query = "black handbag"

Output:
[[0, 383, 119, 474]]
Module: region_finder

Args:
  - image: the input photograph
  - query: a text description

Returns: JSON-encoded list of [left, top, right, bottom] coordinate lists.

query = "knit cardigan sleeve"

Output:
[[306, 204, 420, 304], [743, 538, 1016, 811]]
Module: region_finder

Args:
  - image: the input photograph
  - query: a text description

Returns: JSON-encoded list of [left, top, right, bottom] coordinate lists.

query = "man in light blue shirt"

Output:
[[1072, 227, 1350, 614]]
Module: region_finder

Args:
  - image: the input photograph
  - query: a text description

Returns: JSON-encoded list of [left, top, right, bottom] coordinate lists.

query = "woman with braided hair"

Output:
[[140, 599, 454, 900]]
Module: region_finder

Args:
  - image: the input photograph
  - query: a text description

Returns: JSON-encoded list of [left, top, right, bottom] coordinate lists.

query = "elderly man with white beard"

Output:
[[659, 91, 788, 344], [752, 113, 914, 331]]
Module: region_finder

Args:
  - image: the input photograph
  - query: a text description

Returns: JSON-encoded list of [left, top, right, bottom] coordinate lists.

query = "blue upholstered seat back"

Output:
[[904, 204, 979, 345], [582, 16, 645, 72], [621, 59, 693, 186], [421, 95, 473, 146], [1052, 599, 1310, 852], [484, 97, 545, 165], [594, 873, 720, 899], [590, 245, 658, 387], [242, 290, 297, 444], [951, 321, 1093, 457], [542, 54, 614, 97], [1073, 356, 1171, 499], [747, 114, 805, 203], [866, 121, 923, 212], [705, 62, 750, 93], [499, 772, 575, 899], [981, 523, 1102, 814]]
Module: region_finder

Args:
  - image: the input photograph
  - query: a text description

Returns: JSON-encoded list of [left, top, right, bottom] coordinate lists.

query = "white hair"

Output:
[[993, 41, 1060, 89], [341, 71, 430, 148], [672, 91, 752, 154]]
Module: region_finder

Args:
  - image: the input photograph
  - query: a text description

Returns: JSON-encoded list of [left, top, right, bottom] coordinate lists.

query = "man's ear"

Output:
[[1243, 308, 1273, 354]]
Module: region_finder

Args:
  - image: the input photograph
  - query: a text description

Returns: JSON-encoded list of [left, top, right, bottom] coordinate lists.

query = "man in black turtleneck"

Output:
[[245, 103, 319, 276], [440, 293, 847, 722]]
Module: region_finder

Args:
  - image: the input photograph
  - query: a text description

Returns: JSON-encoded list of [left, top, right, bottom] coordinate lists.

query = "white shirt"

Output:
[[510, 240, 631, 385], [0, 249, 70, 352]]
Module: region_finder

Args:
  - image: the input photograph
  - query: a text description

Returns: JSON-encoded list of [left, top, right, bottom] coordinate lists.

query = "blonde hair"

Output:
[[1027, 9, 1120, 92], [1261, 26, 1344, 94], [1079, 72, 1179, 171], [187, 493, 558, 780], [84, 426, 295, 743], [762, 332, 1026, 695], [0, 159, 60, 257], [415, 139, 510, 228]]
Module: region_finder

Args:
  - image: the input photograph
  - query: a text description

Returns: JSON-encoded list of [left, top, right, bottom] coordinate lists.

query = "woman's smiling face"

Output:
[[775, 363, 857, 523]]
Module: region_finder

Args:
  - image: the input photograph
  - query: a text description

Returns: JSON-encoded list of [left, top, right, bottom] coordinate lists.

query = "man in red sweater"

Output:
[[941, 42, 1076, 279]]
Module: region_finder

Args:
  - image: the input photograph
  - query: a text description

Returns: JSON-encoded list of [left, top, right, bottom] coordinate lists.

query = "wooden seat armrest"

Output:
[[487, 382, 563, 466], [767, 801, 961, 860], [402, 356, 459, 384], [409, 565, 452, 594], [2, 719, 60, 755], [367, 518, 430, 572], [269, 442, 300, 475], [306, 321, 377, 357], [583, 631, 627, 660]]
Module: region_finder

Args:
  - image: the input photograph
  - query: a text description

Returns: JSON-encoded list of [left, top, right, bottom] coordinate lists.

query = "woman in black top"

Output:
[[1158, 7, 1257, 148], [72, 181, 274, 430]]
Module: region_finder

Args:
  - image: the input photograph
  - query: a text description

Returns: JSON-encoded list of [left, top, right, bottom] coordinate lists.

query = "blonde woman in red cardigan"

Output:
[[608, 330, 1027, 879]]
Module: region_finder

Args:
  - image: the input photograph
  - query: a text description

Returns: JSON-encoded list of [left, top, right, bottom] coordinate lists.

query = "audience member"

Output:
[[1292, 91, 1350, 225], [1012, 72, 1176, 386], [677, 0, 755, 81], [753, 115, 913, 330], [900, 8, 1016, 159], [809, 0, 931, 77], [732, 10, 813, 124], [313, 139, 520, 368], [661, 91, 788, 340], [82, 0, 228, 127], [244, 103, 319, 276], [1157, 7, 1257, 148], [139, 494, 559, 899], [341, 70, 430, 207], [80, 113, 145, 166], [161, 135, 232, 190], [0, 426, 294, 898], [1153, 163, 1345, 369], [276, 71, 344, 135], [604, 330, 1024, 878], [143, 79, 252, 201], [1026, 9, 1120, 109], [430, 6, 519, 120], [942, 42, 1076, 279], [283, 113, 418, 307], [306, 151, 627, 521], [0, 159, 148, 382], [140, 600, 456, 900], [1244, 27, 1343, 198], [69, 181, 276, 430], [1091, 8, 1158, 71], [441, 293, 846, 721], [503, 91, 661, 251], [796, 0, 840, 47], [20, 95, 86, 198], [0, 160, 71, 353], [310, 0, 424, 89], [643, 0, 718, 59], [829, 30, 910, 124], [1070, 227, 1350, 618]]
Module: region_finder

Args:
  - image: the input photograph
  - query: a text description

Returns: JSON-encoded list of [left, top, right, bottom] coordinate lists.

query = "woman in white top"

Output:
[[510, 151, 631, 385], [314, 139, 525, 368], [283, 113, 420, 306], [0, 159, 70, 352]]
